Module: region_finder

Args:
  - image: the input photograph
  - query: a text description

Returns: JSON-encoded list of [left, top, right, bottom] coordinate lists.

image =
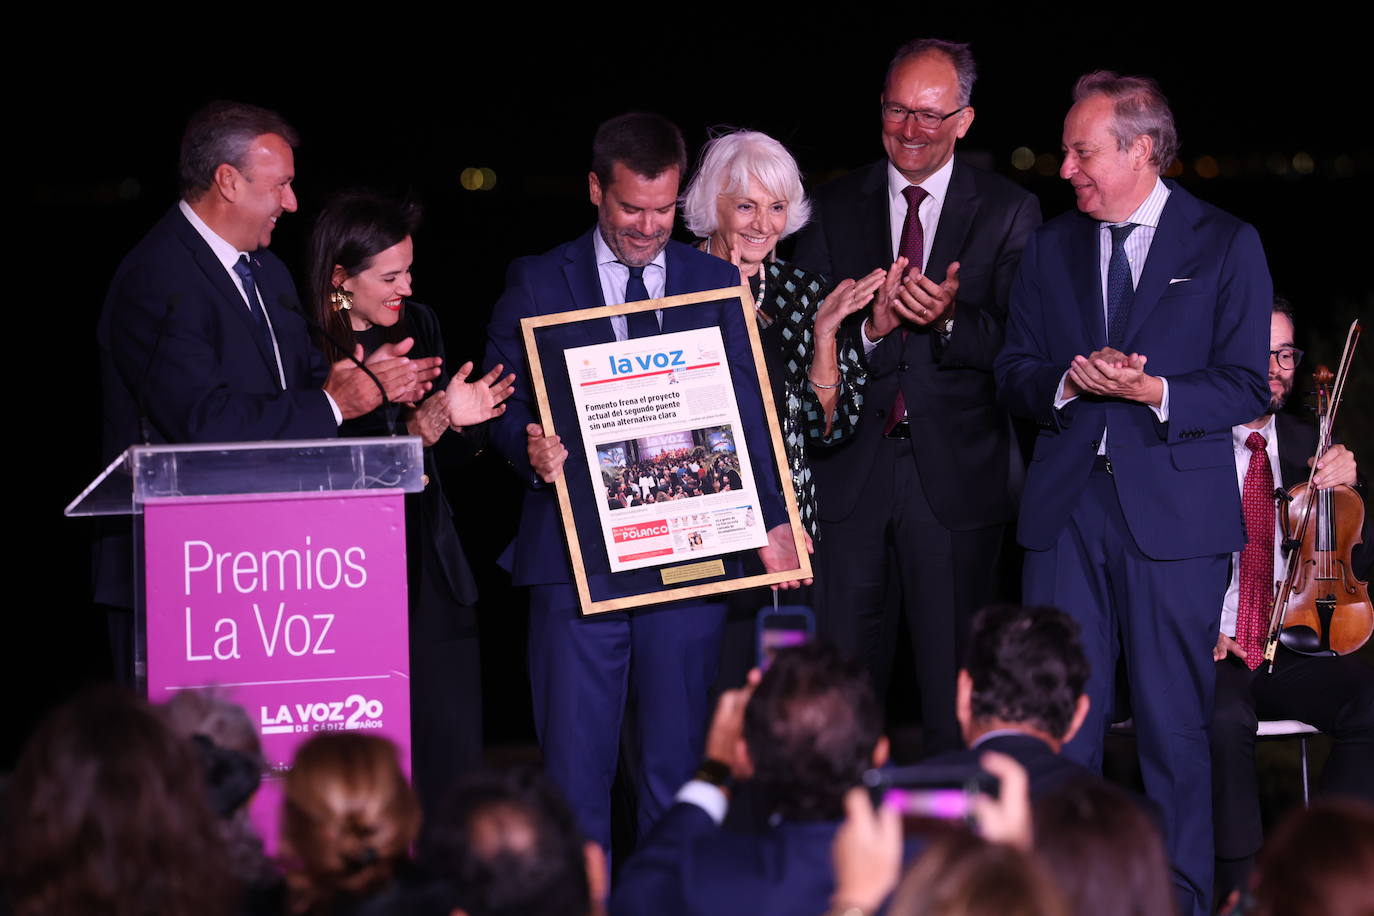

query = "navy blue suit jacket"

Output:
[[95, 206, 335, 607], [610, 801, 841, 916], [922, 733, 1098, 800], [995, 182, 1271, 560], [484, 230, 785, 595], [99, 206, 335, 454]]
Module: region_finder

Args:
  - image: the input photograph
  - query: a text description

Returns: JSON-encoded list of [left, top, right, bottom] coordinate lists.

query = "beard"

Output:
[[1266, 374, 1294, 414]]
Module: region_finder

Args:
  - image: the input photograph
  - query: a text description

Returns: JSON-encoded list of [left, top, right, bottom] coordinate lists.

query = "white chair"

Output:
[[1255, 719, 1322, 805], [1110, 717, 1323, 804]]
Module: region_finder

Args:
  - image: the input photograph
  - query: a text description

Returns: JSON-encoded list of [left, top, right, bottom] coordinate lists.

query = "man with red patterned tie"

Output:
[[791, 39, 1041, 755], [1209, 297, 1374, 903]]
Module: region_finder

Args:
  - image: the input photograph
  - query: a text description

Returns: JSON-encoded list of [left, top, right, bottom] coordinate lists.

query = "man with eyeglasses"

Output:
[[1209, 296, 1374, 906], [791, 38, 1041, 757]]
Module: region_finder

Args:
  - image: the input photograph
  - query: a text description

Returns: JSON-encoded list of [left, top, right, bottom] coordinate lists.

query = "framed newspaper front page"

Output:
[[521, 284, 810, 615]]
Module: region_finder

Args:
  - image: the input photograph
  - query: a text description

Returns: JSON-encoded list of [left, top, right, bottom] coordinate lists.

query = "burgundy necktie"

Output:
[[884, 185, 929, 436], [1235, 431, 1275, 670]]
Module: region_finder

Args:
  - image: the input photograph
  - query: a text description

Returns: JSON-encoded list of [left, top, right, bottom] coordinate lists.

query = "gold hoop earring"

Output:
[[329, 286, 354, 312]]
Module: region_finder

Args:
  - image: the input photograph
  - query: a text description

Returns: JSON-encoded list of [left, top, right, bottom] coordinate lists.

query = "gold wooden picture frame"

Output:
[[520, 285, 811, 615]]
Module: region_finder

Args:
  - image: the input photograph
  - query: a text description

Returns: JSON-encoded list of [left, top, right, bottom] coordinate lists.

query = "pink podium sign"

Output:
[[143, 490, 410, 852]]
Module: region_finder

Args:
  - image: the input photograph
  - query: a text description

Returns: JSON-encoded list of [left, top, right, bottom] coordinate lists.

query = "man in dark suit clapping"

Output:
[[792, 38, 1042, 756]]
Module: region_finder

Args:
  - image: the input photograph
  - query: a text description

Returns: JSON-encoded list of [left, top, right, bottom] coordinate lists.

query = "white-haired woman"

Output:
[[683, 130, 900, 534]]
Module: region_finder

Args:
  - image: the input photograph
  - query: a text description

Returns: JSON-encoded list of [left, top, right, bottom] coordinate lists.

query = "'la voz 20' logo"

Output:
[[260, 694, 384, 734]]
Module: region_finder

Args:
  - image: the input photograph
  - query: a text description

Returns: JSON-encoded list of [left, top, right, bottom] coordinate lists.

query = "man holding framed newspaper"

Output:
[[484, 112, 809, 856]]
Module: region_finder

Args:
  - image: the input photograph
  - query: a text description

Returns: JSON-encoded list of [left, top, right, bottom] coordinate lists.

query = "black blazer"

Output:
[[922, 732, 1097, 800], [99, 205, 334, 454], [340, 301, 480, 610], [791, 158, 1041, 529]]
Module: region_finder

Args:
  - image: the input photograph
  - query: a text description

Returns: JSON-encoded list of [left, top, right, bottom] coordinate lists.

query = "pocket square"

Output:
[[1169, 278, 1192, 285]]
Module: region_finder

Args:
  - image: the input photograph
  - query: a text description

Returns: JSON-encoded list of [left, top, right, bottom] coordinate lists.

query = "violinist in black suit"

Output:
[[1209, 298, 1374, 900], [791, 39, 1041, 753]]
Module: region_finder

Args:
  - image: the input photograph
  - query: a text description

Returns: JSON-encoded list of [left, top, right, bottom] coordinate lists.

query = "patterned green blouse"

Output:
[[750, 259, 867, 537]]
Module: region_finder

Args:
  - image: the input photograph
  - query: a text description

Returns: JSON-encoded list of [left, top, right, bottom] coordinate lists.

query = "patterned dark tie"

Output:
[[1106, 223, 1138, 350], [885, 185, 930, 436], [232, 254, 275, 357], [624, 265, 660, 338], [1235, 431, 1275, 670]]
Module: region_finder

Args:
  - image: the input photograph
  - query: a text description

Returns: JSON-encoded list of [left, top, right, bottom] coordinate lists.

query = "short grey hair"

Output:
[[885, 38, 977, 108], [178, 100, 299, 200], [681, 130, 811, 240], [1072, 71, 1179, 171]]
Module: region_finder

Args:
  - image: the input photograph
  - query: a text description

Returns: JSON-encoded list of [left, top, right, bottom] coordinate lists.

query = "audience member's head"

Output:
[[1250, 799, 1374, 916], [424, 766, 606, 916], [1, 685, 234, 916], [959, 605, 1091, 751], [159, 688, 265, 813], [1033, 780, 1174, 916], [280, 733, 420, 915], [889, 830, 1068, 916], [158, 690, 277, 890], [743, 641, 887, 821]]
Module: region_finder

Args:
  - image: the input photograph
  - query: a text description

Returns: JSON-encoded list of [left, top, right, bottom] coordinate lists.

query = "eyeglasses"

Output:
[[1270, 347, 1304, 370], [880, 103, 967, 129]]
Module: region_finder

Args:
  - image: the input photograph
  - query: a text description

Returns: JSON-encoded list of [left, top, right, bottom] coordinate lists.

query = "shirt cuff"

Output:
[[675, 780, 729, 826], [1052, 370, 1078, 410], [861, 319, 883, 357], [323, 391, 343, 426], [1150, 378, 1170, 422]]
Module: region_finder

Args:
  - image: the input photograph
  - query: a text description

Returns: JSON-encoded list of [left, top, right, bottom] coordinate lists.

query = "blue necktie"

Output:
[[1106, 223, 1138, 349], [233, 254, 276, 356], [624, 265, 660, 338]]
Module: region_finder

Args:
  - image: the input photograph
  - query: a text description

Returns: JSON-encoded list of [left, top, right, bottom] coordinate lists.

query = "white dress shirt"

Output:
[[593, 228, 666, 340], [1220, 415, 1288, 637]]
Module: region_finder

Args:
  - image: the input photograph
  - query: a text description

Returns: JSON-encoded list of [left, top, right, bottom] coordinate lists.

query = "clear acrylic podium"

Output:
[[66, 437, 425, 688], [67, 437, 426, 852]]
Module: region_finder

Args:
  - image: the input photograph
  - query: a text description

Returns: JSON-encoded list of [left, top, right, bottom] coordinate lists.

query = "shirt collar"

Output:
[[1111, 176, 1170, 229], [886, 154, 956, 208], [1233, 413, 1277, 450], [179, 199, 251, 271], [592, 226, 667, 274], [970, 728, 1039, 748]]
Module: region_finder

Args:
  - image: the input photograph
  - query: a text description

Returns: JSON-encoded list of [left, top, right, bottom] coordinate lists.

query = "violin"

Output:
[[1262, 320, 1371, 669]]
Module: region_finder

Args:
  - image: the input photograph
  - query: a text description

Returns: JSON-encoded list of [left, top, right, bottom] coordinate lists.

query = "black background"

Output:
[[18, 17, 1372, 763]]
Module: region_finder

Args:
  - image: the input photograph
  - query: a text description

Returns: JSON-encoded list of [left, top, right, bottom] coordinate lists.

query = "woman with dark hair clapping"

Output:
[[307, 192, 514, 817]]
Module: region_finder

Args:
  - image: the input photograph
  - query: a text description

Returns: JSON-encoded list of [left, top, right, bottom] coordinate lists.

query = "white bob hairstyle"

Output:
[[681, 130, 812, 241]]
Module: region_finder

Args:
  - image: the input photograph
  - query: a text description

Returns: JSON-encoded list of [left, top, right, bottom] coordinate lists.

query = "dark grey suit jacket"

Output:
[[791, 158, 1041, 529]]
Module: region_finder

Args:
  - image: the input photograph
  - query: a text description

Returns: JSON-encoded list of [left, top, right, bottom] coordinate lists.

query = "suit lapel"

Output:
[[1125, 185, 1194, 348], [171, 209, 282, 377], [661, 242, 735, 334], [927, 159, 976, 282], [1067, 214, 1106, 348], [561, 229, 615, 346], [1274, 412, 1315, 488], [861, 161, 893, 268]]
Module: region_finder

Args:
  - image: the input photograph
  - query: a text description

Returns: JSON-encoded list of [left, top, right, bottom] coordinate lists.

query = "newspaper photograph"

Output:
[[563, 325, 769, 573]]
